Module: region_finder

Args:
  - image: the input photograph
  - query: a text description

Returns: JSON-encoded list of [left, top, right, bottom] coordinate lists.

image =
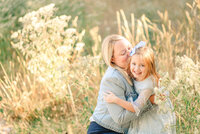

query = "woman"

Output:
[[87, 35, 154, 134]]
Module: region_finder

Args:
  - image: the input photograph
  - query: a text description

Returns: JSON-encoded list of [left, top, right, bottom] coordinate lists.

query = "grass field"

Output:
[[0, 0, 199, 133]]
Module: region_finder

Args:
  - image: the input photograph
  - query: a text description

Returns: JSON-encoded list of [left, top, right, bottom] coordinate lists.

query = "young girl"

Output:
[[104, 42, 176, 134]]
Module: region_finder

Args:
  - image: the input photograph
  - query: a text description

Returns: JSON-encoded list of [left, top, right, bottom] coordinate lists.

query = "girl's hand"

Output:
[[149, 94, 155, 104], [149, 94, 166, 105], [103, 91, 118, 103]]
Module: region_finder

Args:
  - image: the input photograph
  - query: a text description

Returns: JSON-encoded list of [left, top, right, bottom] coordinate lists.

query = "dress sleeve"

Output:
[[131, 89, 154, 116], [131, 77, 155, 116]]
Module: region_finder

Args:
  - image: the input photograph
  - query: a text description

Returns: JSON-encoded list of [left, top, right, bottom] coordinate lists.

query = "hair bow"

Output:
[[130, 41, 146, 56]]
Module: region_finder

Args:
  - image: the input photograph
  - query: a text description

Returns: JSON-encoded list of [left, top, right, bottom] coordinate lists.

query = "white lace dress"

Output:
[[128, 75, 176, 134]]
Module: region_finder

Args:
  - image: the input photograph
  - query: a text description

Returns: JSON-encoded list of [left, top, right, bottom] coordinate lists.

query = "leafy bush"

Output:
[[155, 56, 200, 133], [0, 4, 102, 133]]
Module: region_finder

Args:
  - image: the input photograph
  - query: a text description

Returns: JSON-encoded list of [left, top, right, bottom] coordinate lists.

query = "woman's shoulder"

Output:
[[99, 67, 125, 91], [101, 66, 128, 86], [104, 66, 124, 79], [101, 66, 134, 93]]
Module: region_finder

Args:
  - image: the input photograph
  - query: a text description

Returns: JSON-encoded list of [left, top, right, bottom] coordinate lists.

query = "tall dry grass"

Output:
[[117, 0, 200, 133], [117, 0, 200, 77], [0, 3, 103, 133], [154, 56, 200, 133], [0, 0, 199, 134]]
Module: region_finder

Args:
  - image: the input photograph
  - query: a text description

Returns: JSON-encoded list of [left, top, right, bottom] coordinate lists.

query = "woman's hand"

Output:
[[103, 91, 118, 103]]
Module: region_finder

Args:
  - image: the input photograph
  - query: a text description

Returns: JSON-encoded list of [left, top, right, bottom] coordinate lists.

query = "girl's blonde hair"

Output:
[[130, 46, 160, 85], [101, 34, 133, 85]]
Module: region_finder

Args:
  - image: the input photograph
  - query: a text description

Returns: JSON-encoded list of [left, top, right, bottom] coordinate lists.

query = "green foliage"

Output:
[[0, 0, 89, 65], [157, 56, 200, 133], [0, 96, 3, 113]]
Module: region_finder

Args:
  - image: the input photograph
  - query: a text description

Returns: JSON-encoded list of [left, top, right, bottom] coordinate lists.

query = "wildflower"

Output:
[[11, 32, 18, 39], [66, 28, 76, 35], [56, 45, 72, 55], [59, 15, 71, 22], [75, 42, 85, 51]]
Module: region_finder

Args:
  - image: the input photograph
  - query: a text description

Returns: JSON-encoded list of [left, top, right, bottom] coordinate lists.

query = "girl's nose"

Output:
[[135, 66, 139, 71]]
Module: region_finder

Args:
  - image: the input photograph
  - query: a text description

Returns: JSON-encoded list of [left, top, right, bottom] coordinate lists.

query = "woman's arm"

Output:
[[104, 88, 153, 114], [102, 76, 139, 125], [104, 91, 135, 112], [101, 72, 156, 124]]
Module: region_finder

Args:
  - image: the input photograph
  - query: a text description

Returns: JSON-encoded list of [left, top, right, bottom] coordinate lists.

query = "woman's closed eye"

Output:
[[121, 50, 126, 55]]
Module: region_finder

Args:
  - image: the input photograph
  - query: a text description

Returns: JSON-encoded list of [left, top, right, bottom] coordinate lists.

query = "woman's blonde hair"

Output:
[[101, 34, 133, 85], [130, 46, 160, 85]]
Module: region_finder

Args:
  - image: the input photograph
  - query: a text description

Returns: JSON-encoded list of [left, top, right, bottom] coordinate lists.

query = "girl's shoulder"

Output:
[[134, 75, 156, 90]]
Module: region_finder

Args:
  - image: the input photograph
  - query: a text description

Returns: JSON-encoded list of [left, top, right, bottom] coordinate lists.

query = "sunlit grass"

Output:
[[117, 1, 199, 77], [0, 4, 103, 133], [0, 0, 199, 134], [117, 0, 200, 133]]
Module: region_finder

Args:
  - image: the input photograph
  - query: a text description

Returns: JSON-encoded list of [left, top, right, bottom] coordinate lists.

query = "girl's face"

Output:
[[112, 39, 132, 69], [130, 55, 149, 81]]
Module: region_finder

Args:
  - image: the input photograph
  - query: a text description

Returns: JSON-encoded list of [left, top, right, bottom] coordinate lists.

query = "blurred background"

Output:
[[0, 0, 199, 133], [0, 0, 193, 60]]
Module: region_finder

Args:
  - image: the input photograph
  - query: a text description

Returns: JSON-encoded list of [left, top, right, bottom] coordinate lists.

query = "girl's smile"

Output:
[[130, 55, 148, 81]]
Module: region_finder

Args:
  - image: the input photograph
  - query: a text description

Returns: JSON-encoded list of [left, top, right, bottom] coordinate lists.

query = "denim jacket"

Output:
[[91, 67, 152, 133]]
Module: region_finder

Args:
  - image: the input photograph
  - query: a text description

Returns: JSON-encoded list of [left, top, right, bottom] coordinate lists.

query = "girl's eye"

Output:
[[141, 64, 145, 67]]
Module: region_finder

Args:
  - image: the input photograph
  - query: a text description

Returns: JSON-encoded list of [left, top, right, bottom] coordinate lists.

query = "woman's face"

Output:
[[130, 55, 148, 81], [112, 39, 132, 69]]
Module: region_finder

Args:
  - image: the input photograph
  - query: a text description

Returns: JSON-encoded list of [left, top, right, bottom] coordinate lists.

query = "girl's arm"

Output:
[[104, 91, 135, 112], [132, 89, 153, 115], [104, 89, 153, 115]]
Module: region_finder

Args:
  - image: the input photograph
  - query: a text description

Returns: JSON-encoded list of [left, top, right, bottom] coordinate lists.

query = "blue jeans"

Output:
[[87, 121, 123, 134]]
